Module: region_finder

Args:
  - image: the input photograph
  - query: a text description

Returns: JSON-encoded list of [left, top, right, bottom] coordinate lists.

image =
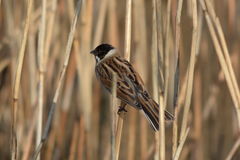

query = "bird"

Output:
[[90, 43, 174, 131]]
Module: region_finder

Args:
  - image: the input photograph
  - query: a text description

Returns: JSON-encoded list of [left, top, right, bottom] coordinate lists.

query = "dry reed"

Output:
[[11, 0, 33, 159], [179, 0, 198, 141], [151, 1, 159, 160], [111, 73, 117, 160], [115, 0, 132, 160], [31, 0, 82, 159], [173, 127, 190, 160], [225, 137, 240, 160], [200, 0, 240, 128], [36, 0, 47, 160], [172, 0, 183, 158]]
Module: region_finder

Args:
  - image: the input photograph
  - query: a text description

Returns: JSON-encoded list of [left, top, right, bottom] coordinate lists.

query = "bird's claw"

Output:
[[117, 106, 127, 114]]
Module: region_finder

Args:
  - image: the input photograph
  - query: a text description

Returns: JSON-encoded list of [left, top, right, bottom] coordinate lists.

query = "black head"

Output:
[[90, 44, 115, 62]]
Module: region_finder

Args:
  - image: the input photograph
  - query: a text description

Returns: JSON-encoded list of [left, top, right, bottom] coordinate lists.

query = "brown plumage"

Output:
[[91, 44, 174, 131]]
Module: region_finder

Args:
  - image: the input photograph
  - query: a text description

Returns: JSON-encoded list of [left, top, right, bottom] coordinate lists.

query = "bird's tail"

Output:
[[140, 98, 174, 131]]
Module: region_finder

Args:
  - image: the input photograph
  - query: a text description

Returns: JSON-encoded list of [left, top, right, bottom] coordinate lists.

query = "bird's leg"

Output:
[[118, 106, 127, 114], [118, 102, 127, 115]]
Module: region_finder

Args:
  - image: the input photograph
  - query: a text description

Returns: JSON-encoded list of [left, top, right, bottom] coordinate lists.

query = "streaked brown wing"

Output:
[[95, 55, 174, 131], [95, 55, 144, 108]]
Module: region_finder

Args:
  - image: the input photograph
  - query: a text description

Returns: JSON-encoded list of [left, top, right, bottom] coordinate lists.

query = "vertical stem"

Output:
[[115, 1, 132, 160], [115, 114, 123, 160], [111, 73, 117, 160], [180, 0, 198, 140], [200, 0, 240, 128], [31, 1, 82, 159], [173, 0, 183, 158], [173, 128, 190, 160], [127, 109, 137, 160], [225, 137, 240, 160], [44, 0, 58, 67], [204, 0, 240, 122], [11, 0, 33, 159], [152, 0, 159, 159], [124, 0, 132, 60], [152, 0, 158, 102], [172, 106, 178, 158], [163, 0, 171, 109], [159, 93, 165, 160], [160, 0, 172, 159], [36, 0, 47, 159]]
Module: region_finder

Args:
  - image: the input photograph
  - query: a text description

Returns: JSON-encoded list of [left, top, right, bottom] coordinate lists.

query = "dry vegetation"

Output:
[[0, 0, 240, 160]]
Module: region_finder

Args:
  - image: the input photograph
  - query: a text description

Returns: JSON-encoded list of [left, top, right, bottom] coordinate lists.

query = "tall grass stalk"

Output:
[[11, 0, 33, 159], [200, 0, 240, 128], [163, 0, 171, 108], [173, 127, 190, 160], [151, 1, 159, 160], [180, 0, 198, 141], [159, 0, 172, 159], [159, 93, 165, 160], [225, 137, 240, 160], [172, 0, 183, 158], [31, 1, 82, 159], [132, 0, 148, 158], [44, 0, 58, 66], [111, 73, 117, 160], [115, 0, 132, 160], [36, 0, 47, 160]]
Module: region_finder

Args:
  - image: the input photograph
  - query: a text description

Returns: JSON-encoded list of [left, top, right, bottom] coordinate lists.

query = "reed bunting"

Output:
[[90, 44, 174, 131]]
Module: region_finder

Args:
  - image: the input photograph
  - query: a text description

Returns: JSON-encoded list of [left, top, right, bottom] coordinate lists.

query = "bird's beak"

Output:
[[90, 50, 95, 55]]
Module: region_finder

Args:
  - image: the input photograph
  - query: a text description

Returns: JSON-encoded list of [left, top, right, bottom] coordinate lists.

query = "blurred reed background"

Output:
[[0, 0, 240, 160]]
